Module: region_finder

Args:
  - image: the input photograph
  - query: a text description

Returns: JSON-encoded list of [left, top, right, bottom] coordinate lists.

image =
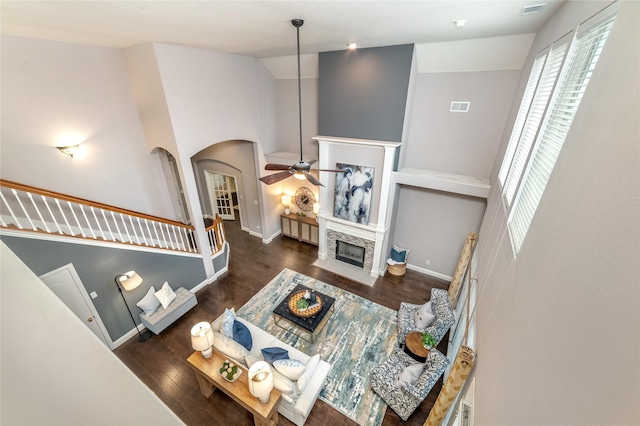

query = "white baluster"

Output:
[[42, 196, 63, 234], [129, 216, 141, 244], [27, 192, 50, 233], [137, 217, 149, 246], [101, 209, 116, 241], [90, 207, 106, 240], [79, 205, 96, 239], [177, 227, 187, 251], [169, 225, 179, 250], [0, 190, 23, 229], [12, 189, 37, 231], [111, 211, 124, 243], [150, 221, 163, 248], [54, 199, 74, 235], [68, 202, 86, 238]]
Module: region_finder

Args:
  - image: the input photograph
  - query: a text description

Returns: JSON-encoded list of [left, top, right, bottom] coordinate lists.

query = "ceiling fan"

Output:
[[259, 19, 342, 187]]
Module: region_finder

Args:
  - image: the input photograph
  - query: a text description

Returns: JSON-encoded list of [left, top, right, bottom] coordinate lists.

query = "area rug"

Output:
[[236, 268, 398, 426]]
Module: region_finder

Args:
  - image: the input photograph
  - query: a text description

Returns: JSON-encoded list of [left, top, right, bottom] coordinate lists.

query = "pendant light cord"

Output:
[[296, 22, 303, 163]]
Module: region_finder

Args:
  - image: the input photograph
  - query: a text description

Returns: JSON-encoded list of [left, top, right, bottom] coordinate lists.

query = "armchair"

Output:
[[397, 288, 455, 345], [370, 347, 449, 421]]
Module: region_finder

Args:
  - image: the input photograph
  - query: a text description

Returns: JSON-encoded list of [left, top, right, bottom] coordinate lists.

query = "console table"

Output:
[[281, 213, 319, 246]]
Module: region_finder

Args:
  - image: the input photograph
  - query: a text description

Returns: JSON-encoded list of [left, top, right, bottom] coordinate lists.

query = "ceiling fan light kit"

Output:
[[259, 19, 343, 187]]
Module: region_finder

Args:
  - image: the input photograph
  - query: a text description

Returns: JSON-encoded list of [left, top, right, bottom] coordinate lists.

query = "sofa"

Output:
[[139, 287, 197, 335], [397, 288, 455, 345], [210, 310, 331, 426]]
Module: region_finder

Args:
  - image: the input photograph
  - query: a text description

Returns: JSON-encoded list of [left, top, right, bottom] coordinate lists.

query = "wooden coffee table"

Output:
[[404, 332, 430, 362], [187, 348, 281, 426]]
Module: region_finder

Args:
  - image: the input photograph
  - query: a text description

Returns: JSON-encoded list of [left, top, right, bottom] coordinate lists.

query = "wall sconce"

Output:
[[114, 271, 152, 342], [248, 361, 274, 403], [281, 194, 291, 215], [191, 322, 215, 358], [56, 144, 81, 158]]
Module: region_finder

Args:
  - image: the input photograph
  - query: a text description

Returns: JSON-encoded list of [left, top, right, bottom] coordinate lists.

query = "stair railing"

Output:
[[205, 215, 226, 256], [0, 179, 204, 254]]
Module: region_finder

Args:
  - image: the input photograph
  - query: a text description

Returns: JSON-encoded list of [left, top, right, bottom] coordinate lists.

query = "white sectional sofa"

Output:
[[211, 311, 331, 426]]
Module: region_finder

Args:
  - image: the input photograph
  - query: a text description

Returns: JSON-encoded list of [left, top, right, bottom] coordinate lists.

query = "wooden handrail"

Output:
[[0, 179, 193, 230]]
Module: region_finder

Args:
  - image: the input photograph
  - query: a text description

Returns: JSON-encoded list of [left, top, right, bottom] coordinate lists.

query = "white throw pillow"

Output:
[[154, 282, 176, 309], [213, 332, 249, 360], [136, 286, 160, 316], [395, 363, 425, 388], [296, 354, 320, 393], [415, 301, 436, 329], [222, 308, 236, 338], [245, 355, 297, 398], [273, 358, 306, 381]]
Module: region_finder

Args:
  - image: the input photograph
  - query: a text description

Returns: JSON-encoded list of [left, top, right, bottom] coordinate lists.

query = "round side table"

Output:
[[404, 332, 430, 362]]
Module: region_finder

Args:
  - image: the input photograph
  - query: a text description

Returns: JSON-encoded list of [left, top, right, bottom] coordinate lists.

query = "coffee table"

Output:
[[187, 348, 281, 426], [404, 331, 430, 362], [272, 284, 335, 343]]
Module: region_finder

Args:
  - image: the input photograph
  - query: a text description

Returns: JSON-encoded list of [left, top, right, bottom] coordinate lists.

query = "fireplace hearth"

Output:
[[336, 240, 365, 268]]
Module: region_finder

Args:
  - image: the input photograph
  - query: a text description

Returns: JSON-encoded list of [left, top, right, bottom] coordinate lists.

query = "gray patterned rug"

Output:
[[236, 268, 398, 426]]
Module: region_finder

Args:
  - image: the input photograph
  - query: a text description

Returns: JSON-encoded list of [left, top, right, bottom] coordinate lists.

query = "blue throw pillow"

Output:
[[261, 347, 289, 363], [391, 246, 408, 263], [232, 319, 252, 351]]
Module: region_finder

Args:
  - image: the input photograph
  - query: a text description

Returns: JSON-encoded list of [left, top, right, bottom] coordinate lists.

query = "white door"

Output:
[[205, 171, 236, 220], [39, 264, 112, 348]]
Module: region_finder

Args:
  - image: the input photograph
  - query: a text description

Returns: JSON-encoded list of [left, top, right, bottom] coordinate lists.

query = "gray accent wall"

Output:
[[318, 44, 414, 141], [1, 236, 208, 342]]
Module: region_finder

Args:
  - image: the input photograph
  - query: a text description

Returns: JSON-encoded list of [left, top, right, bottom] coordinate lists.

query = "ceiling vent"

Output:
[[521, 3, 546, 15]]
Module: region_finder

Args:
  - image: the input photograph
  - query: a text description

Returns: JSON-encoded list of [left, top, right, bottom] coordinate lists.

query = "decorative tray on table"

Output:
[[288, 290, 323, 318], [218, 360, 242, 382]]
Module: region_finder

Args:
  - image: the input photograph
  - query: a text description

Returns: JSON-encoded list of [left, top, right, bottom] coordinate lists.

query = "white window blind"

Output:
[[508, 4, 618, 254], [498, 51, 548, 188], [502, 35, 571, 207]]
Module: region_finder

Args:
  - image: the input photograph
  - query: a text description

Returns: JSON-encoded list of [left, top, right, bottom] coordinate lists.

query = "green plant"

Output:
[[219, 359, 239, 381], [297, 298, 309, 310], [421, 332, 437, 349]]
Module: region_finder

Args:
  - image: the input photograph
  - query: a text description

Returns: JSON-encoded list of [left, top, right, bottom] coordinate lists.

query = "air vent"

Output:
[[450, 101, 470, 113], [521, 3, 546, 15]]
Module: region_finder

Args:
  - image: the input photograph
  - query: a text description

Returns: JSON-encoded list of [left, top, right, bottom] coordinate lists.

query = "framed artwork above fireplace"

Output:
[[333, 163, 374, 225]]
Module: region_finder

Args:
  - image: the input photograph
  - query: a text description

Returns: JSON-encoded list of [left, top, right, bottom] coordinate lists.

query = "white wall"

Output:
[[0, 242, 184, 425], [0, 35, 175, 219], [473, 1, 640, 424], [275, 78, 319, 158]]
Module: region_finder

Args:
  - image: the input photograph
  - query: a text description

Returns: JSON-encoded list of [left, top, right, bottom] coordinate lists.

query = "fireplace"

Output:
[[336, 240, 365, 268]]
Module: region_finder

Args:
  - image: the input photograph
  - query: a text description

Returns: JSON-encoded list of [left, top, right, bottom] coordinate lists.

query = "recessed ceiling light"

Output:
[[347, 43, 357, 50], [521, 4, 546, 15], [454, 20, 467, 27]]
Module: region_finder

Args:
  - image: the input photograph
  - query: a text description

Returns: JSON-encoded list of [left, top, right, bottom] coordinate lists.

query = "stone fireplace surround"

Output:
[[328, 229, 375, 271], [313, 136, 401, 282]]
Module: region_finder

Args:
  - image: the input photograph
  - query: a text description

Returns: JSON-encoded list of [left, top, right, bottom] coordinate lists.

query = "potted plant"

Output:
[[421, 332, 436, 350]]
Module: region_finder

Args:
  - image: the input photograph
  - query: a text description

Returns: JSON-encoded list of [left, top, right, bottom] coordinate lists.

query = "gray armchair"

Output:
[[370, 347, 449, 421], [397, 288, 455, 345]]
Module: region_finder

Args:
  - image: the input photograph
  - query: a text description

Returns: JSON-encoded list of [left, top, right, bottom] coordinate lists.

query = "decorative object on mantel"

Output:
[[259, 19, 343, 186], [333, 163, 374, 225], [281, 194, 291, 215], [295, 187, 315, 211]]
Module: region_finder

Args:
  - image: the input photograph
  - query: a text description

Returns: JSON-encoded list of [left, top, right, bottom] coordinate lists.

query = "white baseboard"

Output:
[[406, 263, 453, 282], [262, 229, 281, 244]]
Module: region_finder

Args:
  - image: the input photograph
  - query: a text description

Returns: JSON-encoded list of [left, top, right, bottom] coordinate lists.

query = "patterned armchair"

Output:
[[397, 288, 455, 345], [370, 347, 449, 421]]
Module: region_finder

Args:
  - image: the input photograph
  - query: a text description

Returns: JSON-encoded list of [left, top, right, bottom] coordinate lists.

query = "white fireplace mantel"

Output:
[[313, 136, 401, 280]]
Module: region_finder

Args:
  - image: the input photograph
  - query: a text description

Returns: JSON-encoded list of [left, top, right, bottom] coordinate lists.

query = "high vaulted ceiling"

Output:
[[1, 1, 565, 58]]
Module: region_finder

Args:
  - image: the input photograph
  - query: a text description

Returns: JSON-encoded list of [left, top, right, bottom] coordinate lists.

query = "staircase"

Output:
[[0, 179, 225, 256]]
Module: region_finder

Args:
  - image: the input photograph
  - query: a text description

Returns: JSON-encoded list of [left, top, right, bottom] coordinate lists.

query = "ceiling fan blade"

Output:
[[259, 171, 293, 185], [307, 159, 317, 166], [317, 169, 345, 173], [304, 173, 324, 187], [265, 163, 292, 171]]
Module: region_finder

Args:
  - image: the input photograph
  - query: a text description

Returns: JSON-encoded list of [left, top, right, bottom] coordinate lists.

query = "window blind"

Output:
[[498, 52, 548, 188], [502, 36, 570, 208], [508, 5, 618, 254]]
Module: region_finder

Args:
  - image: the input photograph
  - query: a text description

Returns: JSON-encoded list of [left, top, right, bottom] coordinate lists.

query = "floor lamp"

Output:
[[115, 271, 152, 342]]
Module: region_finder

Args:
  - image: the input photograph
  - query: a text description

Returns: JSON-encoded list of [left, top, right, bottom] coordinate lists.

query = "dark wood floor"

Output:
[[114, 218, 450, 426]]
